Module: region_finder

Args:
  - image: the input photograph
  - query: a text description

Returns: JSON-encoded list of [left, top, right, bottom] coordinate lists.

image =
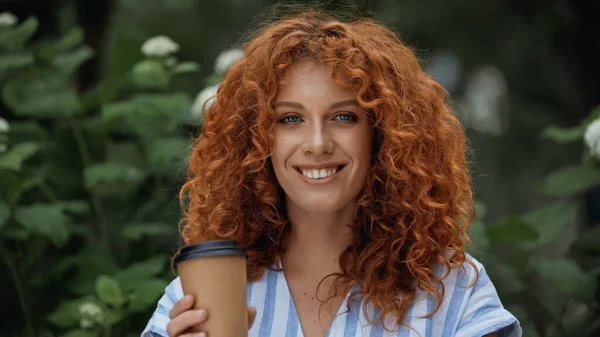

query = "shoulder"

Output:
[[429, 253, 522, 337]]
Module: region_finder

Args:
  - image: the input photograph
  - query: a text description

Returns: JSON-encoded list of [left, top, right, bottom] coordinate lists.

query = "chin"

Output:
[[292, 195, 349, 214]]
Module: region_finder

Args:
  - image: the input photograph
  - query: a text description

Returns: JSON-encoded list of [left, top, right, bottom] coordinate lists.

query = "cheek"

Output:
[[272, 132, 294, 170], [348, 128, 373, 165]]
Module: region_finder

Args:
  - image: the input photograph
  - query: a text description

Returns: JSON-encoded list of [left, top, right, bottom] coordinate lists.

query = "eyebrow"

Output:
[[274, 99, 358, 110]]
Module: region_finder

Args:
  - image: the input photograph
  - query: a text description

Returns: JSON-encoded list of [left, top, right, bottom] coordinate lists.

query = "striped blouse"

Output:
[[142, 254, 521, 337]]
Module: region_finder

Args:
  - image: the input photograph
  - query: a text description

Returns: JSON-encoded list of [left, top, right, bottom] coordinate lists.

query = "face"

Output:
[[272, 59, 373, 215]]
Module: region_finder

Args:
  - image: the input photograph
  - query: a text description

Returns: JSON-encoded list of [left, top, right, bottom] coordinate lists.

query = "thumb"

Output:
[[248, 306, 257, 329]]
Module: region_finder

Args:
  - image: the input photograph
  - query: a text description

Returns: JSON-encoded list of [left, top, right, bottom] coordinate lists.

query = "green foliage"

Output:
[[1, 7, 599, 337], [471, 110, 600, 337], [0, 15, 201, 337]]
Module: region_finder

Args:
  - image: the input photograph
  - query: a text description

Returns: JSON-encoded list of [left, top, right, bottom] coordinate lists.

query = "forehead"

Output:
[[276, 59, 354, 102]]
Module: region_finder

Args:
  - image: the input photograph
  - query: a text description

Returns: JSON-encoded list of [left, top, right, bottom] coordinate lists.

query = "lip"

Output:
[[293, 162, 347, 170], [294, 164, 347, 185]]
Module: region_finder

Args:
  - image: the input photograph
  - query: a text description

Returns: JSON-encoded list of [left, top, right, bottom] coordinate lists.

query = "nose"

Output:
[[301, 122, 334, 155]]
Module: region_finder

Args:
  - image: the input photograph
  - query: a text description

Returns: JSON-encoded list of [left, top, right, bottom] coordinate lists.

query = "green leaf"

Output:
[[95, 275, 124, 307], [48, 301, 79, 328], [486, 257, 527, 295], [145, 137, 190, 168], [172, 61, 200, 74], [114, 255, 168, 290], [5, 121, 49, 144], [83, 162, 145, 190], [2, 69, 81, 117], [101, 93, 190, 138], [68, 248, 119, 295], [53, 46, 94, 76], [104, 308, 125, 325], [121, 222, 175, 240], [486, 216, 539, 244], [131, 59, 169, 90], [0, 17, 39, 51], [39, 26, 85, 60], [541, 124, 585, 144], [473, 200, 487, 220], [0, 199, 10, 229], [532, 258, 597, 302], [523, 201, 577, 246], [544, 166, 600, 196], [57, 200, 91, 215], [3, 227, 31, 240], [13, 203, 70, 247], [0, 170, 41, 205], [572, 226, 600, 253], [61, 329, 99, 337], [128, 278, 168, 312], [0, 142, 39, 171], [0, 53, 34, 79]]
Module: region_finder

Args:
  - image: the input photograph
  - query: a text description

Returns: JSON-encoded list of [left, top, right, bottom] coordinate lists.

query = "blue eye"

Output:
[[335, 113, 356, 122], [281, 115, 301, 124]]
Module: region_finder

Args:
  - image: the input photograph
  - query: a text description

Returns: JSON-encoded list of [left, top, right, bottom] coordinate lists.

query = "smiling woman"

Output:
[[142, 8, 521, 337]]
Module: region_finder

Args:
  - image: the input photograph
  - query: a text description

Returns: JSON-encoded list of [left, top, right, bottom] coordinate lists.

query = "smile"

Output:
[[294, 165, 346, 180]]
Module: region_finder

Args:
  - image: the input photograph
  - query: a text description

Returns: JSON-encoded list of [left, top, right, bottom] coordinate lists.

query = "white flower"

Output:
[[214, 48, 244, 75], [191, 84, 219, 119], [141, 35, 180, 57], [584, 118, 600, 159], [80, 317, 94, 329], [0, 117, 9, 133], [0, 12, 17, 27], [78, 302, 104, 326]]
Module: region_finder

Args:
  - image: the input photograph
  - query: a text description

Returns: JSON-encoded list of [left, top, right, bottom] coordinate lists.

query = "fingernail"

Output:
[[196, 333, 206, 337], [196, 309, 206, 319]]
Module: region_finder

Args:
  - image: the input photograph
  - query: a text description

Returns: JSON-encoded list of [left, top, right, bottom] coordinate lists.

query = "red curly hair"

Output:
[[179, 9, 475, 331]]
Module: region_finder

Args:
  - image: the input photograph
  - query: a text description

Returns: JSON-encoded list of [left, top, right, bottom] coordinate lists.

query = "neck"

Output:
[[281, 197, 355, 276]]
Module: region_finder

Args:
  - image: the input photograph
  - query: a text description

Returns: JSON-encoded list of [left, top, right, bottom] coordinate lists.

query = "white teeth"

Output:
[[301, 167, 338, 179]]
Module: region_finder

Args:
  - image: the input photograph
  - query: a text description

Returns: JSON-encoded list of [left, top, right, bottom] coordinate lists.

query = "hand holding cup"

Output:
[[172, 240, 251, 337], [166, 295, 257, 337]]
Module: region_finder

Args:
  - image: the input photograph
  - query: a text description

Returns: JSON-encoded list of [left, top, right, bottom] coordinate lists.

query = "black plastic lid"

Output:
[[173, 240, 247, 268]]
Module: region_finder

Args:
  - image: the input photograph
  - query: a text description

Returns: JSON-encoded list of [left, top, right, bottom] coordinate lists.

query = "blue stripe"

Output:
[[425, 295, 434, 337], [149, 326, 168, 336], [441, 267, 470, 336], [343, 299, 360, 336], [156, 303, 169, 316], [474, 318, 517, 337], [285, 294, 299, 337], [471, 267, 490, 294], [370, 309, 384, 337], [258, 269, 278, 337], [497, 321, 516, 337], [457, 296, 502, 330], [247, 280, 254, 305], [165, 282, 177, 303], [396, 302, 413, 337]]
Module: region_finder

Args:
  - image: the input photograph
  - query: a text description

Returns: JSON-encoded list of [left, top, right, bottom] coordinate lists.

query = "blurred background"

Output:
[[0, 0, 599, 336]]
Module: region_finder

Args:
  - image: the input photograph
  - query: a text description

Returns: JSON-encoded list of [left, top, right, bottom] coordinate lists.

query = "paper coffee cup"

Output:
[[174, 240, 248, 336]]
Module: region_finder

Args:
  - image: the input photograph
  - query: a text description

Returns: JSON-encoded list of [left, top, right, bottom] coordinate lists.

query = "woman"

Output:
[[142, 9, 521, 337]]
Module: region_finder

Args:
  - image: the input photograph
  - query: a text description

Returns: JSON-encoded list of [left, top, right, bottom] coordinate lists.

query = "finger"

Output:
[[166, 309, 208, 337], [169, 295, 195, 319], [248, 306, 257, 329]]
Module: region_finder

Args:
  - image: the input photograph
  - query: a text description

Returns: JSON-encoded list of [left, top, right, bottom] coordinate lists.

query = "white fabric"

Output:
[[142, 254, 521, 337]]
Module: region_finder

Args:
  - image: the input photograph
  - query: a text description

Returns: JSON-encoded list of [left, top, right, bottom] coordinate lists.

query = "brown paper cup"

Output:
[[174, 240, 248, 337]]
